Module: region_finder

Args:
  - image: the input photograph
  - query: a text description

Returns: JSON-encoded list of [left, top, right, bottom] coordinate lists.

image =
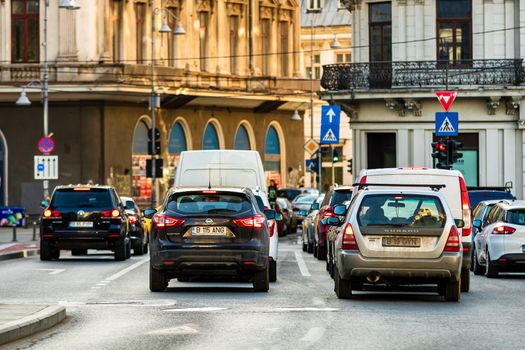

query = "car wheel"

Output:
[[40, 241, 54, 261], [302, 242, 307, 252], [460, 268, 470, 293], [253, 266, 270, 292], [114, 242, 127, 261], [307, 242, 314, 254], [269, 260, 277, 282], [150, 264, 168, 292], [143, 241, 148, 254], [52, 249, 60, 260], [133, 239, 145, 256], [485, 251, 498, 278], [313, 243, 318, 258], [126, 240, 132, 259], [334, 266, 353, 299], [317, 245, 327, 261], [473, 248, 484, 275], [444, 279, 460, 302], [71, 249, 87, 256]]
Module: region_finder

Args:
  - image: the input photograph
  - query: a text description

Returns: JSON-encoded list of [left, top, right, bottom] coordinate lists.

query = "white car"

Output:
[[472, 200, 525, 277]]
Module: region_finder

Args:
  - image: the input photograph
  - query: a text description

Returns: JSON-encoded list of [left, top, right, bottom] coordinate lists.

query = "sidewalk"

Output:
[[0, 304, 66, 346], [0, 227, 40, 261]]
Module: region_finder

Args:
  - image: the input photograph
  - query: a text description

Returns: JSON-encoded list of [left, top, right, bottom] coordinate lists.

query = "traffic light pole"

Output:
[[331, 145, 335, 186]]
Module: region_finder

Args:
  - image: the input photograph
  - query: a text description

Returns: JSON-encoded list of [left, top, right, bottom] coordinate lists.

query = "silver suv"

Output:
[[330, 187, 463, 301]]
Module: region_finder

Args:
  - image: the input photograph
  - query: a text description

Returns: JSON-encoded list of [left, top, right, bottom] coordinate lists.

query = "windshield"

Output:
[[506, 210, 525, 225], [357, 194, 446, 228], [293, 195, 317, 204], [51, 189, 113, 209], [167, 192, 253, 215]]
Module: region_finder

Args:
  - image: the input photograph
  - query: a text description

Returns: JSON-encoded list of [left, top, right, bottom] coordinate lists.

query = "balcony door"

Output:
[[369, 2, 392, 88]]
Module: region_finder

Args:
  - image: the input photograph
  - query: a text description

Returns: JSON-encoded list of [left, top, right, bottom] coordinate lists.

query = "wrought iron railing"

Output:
[[320, 59, 525, 91]]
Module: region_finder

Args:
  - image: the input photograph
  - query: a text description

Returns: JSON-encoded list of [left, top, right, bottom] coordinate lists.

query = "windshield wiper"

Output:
[[207, 209, 235, 213]]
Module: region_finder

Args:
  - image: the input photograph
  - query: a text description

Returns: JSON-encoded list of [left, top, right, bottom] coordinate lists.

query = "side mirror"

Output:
[[455, 219, 466, 228], [264, 209, 276, 220], [143, 208, 157, 219], [40, 200, 49, 209], [472, 219, 481, 229], [275, 213, 284, 221], [310, 203, 319, 211], [333, 205, 346, 216], [327, 217, 341, 226]]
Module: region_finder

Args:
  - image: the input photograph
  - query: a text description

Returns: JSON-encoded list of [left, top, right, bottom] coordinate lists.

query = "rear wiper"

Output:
[[207, 209, 235, 213]]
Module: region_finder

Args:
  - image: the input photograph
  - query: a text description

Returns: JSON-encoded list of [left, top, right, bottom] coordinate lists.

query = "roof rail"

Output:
[[353, 183, 446, 192]]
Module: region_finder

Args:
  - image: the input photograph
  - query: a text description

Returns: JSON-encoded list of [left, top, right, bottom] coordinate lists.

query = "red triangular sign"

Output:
[[435, 91, 457, 112]]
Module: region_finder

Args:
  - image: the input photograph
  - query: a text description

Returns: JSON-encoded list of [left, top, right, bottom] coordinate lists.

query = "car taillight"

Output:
[[234, 214, 266, 228], [444, 225, 460, 252], [359, 176, 367, 184], [459, 177, 472, 237], [292, 205, 298, 210], [152, 214, 184, 228], [43, 209, 61, 218], [128, 215, 137, 224], [342, 223, 359, 251], [102, 209, 121, 218], [267, 219, 275, 237], [492, 225, 516, 235]]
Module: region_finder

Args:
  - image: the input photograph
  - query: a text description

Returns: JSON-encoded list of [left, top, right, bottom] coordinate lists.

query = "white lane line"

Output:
[[96, 283, 107, 286], [274, 307, 339, 312], [294, 251, 311, 277], [312, 297, 326, 306], [163, 307, 226, 313], [300, 327, 326, 342], [105, 257, 150, 281], [147, 324, 199, 335], [35, 268, 66, 275], [91, 286, 101, 289]]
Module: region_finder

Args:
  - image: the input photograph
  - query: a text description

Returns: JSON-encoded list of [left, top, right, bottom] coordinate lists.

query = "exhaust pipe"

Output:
[[366, 272, 381, 284]]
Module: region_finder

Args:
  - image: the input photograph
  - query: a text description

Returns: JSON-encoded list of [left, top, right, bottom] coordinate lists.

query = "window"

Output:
[[437, 0, 472, 65], [336, 52, 352, 63], [229, 16, 239, 74], [199, 12, 209, 72], [112, 0, 123, 62], [306, 53, 321, 79], [308, 0, 322, 11], [135, 3, 146, 64], [338, 0, 346, 9], [11, 0, 39, 62], [202, 123, 220, 150], [280, 22, 289, 76], [234, 125, 251, 150], [261, 19, 271, 75], [369, 2, 392, 62]]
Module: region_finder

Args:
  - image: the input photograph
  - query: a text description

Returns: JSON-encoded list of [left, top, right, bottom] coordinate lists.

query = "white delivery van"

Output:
[[174, 150, 279, 281], [355, 168, 472, 293]]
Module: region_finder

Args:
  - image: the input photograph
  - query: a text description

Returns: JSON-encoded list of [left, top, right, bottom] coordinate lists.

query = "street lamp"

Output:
[[330, 34, 342, 49], [291, 109, 302, 121], [150, 2, 185, 207], [15, 1, 79, 200]]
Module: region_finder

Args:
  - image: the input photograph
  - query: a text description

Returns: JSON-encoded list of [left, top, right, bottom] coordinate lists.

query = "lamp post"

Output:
[[149, 1, 185, 207]]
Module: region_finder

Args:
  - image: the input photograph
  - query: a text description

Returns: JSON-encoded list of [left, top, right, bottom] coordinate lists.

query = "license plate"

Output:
[[70, 221, 94, 228], [382, 236, 420, 248], [191, 226, 227, 235]]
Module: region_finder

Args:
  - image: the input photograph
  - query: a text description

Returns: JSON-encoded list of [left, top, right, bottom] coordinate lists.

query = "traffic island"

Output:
[[0, 304, 66, 346]]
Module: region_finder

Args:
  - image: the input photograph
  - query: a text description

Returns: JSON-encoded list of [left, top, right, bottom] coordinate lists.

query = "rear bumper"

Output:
[[337, 250, 462, 282], [491, 254, 525, 271], [41, 230, 126, 250]]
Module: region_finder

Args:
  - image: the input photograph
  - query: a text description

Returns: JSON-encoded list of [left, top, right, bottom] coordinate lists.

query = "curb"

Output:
[[0, 305, 66, 346], [0, 249, 40, 262]]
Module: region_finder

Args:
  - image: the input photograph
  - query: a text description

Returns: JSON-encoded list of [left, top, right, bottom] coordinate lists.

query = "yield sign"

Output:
[[435, 91, 457, 112]]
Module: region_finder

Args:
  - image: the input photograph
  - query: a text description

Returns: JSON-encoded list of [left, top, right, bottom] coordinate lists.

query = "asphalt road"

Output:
[[3, 232, 525, 350]]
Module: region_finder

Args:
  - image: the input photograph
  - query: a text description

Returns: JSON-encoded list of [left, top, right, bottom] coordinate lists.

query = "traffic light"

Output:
[[347, 159, 353, 174], [431, 141, 449, 169], [146, 158, 163, 178], [148, 128, 161, 155], [332, 148, 341, 162], [447, 139, 463, 165]]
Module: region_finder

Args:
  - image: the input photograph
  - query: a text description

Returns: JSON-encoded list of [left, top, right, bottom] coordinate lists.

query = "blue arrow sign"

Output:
[[435, 112, 459, 137], [37, 163, 45, 172], [320, 105, 341, 145]]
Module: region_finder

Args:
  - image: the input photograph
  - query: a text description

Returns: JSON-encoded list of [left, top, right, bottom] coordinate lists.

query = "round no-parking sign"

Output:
[[38, 136, 55, 154]]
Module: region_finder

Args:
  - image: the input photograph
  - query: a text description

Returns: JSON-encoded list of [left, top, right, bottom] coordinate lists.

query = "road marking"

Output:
[[96, 283, 107, 286], [35, 268, 66, 275], [91, 286, 101, 289], [147, 324, 199, 335], [274, 307, 339, 312], [294, 251, 311, 277], [312, 297, 326, 306], [163, 307, 227, 313], [105, 257, 149, 281], [300, 327, 325, 342]]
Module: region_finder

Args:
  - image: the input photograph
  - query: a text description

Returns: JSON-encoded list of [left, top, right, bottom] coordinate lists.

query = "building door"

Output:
[[368, 2, 392, 88], [367, 133, 396, 169]]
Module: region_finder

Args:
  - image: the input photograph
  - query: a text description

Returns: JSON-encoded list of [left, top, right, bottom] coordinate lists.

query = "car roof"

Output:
[[360, 168, 463, 178], [168, 187, 252, 195], [496, 200, 525, 210], [333, 185, 353, 191], [358, 188, 445, 197], [120, 196, 133, 201], [55, 184, 113, 190]]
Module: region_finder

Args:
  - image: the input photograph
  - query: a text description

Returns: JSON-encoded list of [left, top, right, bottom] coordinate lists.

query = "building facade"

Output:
[[0, 0, 311, 212], [322, 0, 525, 196], [301, 0, 353, 189]]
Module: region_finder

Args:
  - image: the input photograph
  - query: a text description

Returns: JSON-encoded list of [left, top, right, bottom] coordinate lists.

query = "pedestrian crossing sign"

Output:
[[435, 112, 458, 137]]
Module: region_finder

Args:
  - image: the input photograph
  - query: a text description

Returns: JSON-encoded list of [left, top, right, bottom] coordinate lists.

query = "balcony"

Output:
[[321, 59, 525, 91]]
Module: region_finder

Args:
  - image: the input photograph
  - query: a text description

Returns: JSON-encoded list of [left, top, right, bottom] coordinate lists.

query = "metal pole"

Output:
[[331, 145, 335, 185], [43, 0, 49, 199], [150, 0, 156, 208], [12, 224, 17, 242], [32, 221, 37, 241]]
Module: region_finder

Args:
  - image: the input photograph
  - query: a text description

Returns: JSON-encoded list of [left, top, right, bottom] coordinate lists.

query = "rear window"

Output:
[[51, 189, 113, 209], [167, 192, 253, 215], [358, 194, 446, 228], [277, 189, 301, 200], [506, 210, 525, 225], [468, 191, 514, 209], [329, 190, 353, 206], [254, 195, 265, 212], [293, 195, 317, 204]]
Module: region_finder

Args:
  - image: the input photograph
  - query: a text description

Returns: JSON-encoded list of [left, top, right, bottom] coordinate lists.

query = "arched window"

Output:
[[132, 119, 152, 205], [168, 122, 187, 154], [202, 123, 220, 150], [132, 120, 150, 154], [234, 125, 251, 150], [264, 126, 282, 186]]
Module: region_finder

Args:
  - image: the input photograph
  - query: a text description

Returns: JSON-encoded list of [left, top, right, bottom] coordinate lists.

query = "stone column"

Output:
[[100, 0, 112, 62], [293, 7, 301, 77], [57, 7, 78, 61]]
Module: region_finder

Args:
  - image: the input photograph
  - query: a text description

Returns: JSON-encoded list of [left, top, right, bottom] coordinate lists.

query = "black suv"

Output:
[[40, 185, 131, 261], [147, 187, 271, 292]]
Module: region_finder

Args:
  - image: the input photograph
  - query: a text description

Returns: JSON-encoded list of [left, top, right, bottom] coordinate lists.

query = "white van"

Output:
[[356, 168, 472, 292], [174, 150, 279, 281]]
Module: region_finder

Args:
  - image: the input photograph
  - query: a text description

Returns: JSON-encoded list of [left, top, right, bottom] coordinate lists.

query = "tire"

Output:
[[313, 243, 318, 258], [150, 264, 168, 292], [133, 239, 145, 256], [114, 242, 127, 261], [473, 248, 484, 275], [253, 266, 270, 292], [444, 280, 460, 302], [334, 267, 353, 299], [125, 240, 131, 259], [485, 251, 498, 278], [302, 242, 307, 252], [307, 242, 313, 254], [71, 248, 87, 256], [461, 268, 470, 292], [317, 244, 327, 261], [269, 260, 277, 282], [40, 241, 54, 261], [143, 241, 148, 254]]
